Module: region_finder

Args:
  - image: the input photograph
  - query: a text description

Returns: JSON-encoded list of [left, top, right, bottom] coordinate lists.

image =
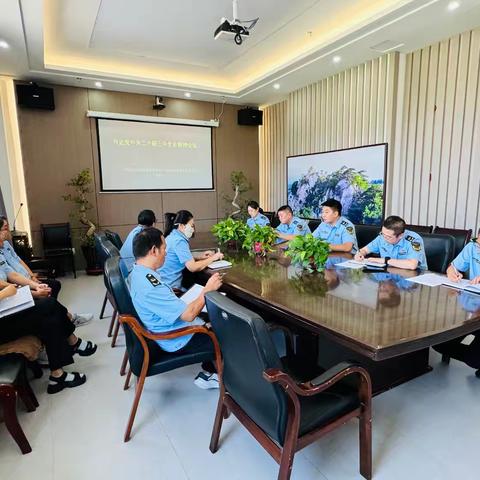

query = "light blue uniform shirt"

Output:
[[370, 272, 417, 291], [129, 264, 191, 352], [365, 229, 428, 270], [452, 241, 480, 280], [120, 225, 143, 273], [458, 291, 480, 313], [247, 213, 270, 229], [275, 217, 311, 244], [0, 264, 7, 282], [312, 216, 358, 253], [0, 241, 30, 278], [158, 229, 194, 289]]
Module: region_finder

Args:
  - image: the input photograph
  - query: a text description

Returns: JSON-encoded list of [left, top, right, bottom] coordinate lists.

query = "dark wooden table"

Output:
[[201, 250, 480, 394]]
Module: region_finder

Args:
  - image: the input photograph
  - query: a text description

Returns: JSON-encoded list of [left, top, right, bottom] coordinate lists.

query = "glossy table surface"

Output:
[[205, 250, 480, 360]]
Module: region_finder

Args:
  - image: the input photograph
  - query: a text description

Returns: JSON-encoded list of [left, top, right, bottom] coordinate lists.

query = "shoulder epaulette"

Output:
[[146, 273, 161, 287]]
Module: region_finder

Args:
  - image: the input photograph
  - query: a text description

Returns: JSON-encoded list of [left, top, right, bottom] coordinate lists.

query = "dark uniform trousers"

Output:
[[0, 297, 75, 370], [433, 330, 480, 369]]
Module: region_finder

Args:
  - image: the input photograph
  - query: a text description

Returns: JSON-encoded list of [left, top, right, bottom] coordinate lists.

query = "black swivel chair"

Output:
[[405, 224, 433, 234], [355, 224, 380, 249], [306, 218, 321, 232], [205, 292, 372, 480], [40, 223, 76, 278], [433, 227, 472, 258], [263, 211, 280, 228], [419, 233, 456, 273], [105, 229, 123, 250], [104, 256, 221, 442], [262, 211, 275, 225]]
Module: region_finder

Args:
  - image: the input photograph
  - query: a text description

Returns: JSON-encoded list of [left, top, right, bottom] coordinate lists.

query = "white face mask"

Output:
[[183, 224, 194, 239]]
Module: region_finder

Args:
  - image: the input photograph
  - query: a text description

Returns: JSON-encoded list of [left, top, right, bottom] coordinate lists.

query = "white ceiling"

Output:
[[1, 0, 480, 106]]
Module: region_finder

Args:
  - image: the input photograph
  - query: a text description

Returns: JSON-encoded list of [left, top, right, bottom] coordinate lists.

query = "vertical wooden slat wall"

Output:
[[260, 27, 480, 230]]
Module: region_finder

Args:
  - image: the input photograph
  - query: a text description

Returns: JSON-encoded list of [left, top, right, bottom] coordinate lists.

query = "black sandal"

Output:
[[47, 371, 86, 394], [72, 338, 97, 357]]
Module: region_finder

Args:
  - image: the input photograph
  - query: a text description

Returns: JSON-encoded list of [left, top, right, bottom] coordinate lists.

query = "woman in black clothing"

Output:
[[0, 283, 97, 394]]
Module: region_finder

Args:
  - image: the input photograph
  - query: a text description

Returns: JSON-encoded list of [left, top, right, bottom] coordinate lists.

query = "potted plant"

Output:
[[211, 218, 247, 250], [242, 224, 278, 256], [62, 168, 100, 274], [285, 234, 330, 272]]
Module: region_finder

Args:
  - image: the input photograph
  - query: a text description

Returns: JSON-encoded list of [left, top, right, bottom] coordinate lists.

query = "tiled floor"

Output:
[[1, 273, 479, 480]]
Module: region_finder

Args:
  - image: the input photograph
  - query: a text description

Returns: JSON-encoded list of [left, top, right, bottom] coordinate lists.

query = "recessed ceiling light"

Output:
[[447, 1, 460, 11], [332, 55, 341, 64], [95, 81, 103, 88], [184, 92, 191, 98], [273, 83, 280, 90], [0, 40, 9, 49]]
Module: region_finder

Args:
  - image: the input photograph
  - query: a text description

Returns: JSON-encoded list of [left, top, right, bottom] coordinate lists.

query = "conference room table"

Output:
[[196, 245, 480, 394]]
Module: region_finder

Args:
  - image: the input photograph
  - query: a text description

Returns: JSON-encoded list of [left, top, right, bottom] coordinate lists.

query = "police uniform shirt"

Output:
[[275, 217, 311, 243], [312, 216, 358, 253], [365, 229, 428, 270], [119, 225, 143, 273], [452, 240, 480, 280], [0, 264, 8, 282], [0, 241, 30, 278], [458, 291, 480, 313], [247, 213, 270, 229], [158, 229, 194, 289], [370, 272, 417, 291], [129, 264, 192, 352]]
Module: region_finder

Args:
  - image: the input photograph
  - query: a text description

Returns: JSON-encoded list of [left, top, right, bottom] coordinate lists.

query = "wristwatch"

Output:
[[385, 256, 391, 266]]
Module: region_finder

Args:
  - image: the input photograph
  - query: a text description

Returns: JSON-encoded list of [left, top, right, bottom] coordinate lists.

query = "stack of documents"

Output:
[[0, 286, 34, 318], [335, 260, 386, 269], [208, 260, 232, 270], [406, 273, 480, 294]]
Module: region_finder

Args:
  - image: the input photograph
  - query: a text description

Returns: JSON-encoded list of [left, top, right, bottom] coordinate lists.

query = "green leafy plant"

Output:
[[242, 224, 278, 256], [62, 168, 96, 247], [222, 171, 251, 220], [211, 218, 247, 245], [285, 234, 330, 272]]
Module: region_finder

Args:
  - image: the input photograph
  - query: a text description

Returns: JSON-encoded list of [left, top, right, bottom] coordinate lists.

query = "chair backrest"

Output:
[[105, 229, 123, 250], [41, 223, 73, 250], [306, 218, 321, 231], [104, 256, 146, 376], [405, 224, 433, 234], [355, 224, 380, 249], [263, 211, 280, 228], [164, 212, 176, 236], [94, 231, 109, 268], [419, 233, 456, 273], [205, 291, 289, 445], [262, 211, 275, 224], [433, 227, 472, 258], [100, 239, 120, 260]]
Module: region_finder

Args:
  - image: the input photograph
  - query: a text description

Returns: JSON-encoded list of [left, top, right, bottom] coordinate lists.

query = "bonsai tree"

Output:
[[285, 234, 330, 272], [222, 171, 251, 220], [62, 168, 96, 247], [242, 224, 278, 256], [211, 218, 247, 247]]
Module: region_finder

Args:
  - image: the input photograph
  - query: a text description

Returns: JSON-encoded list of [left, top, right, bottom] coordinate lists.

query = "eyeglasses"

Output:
[[380, 231, 398, 241]]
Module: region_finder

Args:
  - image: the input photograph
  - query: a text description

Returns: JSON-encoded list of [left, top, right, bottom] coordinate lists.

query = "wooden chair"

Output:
[[104, 256, 222, 442], [433, 227, 472, 258], [205, 291, 372, 480], [0, 354, 39, 454]]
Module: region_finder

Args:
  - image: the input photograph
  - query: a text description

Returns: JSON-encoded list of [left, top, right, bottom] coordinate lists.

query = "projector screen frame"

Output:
[[286, 142, 388, 226], [95, 117, 215, 193]]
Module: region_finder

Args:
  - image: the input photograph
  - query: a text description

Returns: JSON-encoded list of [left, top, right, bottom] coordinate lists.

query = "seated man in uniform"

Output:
[[275, 205, 310, 244], [354, 215, 427, 270], [129, 227, 223, 389], [434, 229, 480, 376], [120, 209, 156, 273], [0, 229, 92, 326], [312, 198, 358, 253]]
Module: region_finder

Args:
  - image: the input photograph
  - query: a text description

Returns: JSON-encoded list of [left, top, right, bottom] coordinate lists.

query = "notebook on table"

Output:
[[208, 260, 232, 270]]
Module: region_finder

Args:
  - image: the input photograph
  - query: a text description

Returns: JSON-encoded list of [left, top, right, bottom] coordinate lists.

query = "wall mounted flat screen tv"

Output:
[[287, 143, 387, 226]]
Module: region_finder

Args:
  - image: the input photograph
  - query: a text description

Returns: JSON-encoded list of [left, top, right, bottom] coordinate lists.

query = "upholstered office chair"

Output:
[[105, 229, 123, 250], [405, 224, 433, 234], [419, 233, 455, 273], [264, 211, 280, 228], [104, 256, 221, 442], [205, 292, 372, 480], [94, 232, 110, 319], [306, 218, 321, 231], [355, 224, 380, 249], [433, 227, 472, 258], [262, 211, 274, 225], [40, 222, 76, 278]]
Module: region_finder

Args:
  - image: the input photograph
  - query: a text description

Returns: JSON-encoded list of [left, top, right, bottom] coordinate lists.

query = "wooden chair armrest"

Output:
[[264, 361, 371, 398]]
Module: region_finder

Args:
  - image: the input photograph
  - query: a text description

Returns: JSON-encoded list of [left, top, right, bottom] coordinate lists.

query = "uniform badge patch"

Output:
[[146, 273, 161, 287], [297, 224, 303, 231], [346, 226, 354, 234], [411, 241, 421, 252], [0, 261, 5, 266]]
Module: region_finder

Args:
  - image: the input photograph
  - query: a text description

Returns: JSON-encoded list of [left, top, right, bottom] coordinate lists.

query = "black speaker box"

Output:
[[16, 84, 55, 110], [237, 108, 263, 126]]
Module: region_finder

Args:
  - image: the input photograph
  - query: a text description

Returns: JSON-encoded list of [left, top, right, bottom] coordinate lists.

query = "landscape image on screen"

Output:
[[287, 144, 387, 225]]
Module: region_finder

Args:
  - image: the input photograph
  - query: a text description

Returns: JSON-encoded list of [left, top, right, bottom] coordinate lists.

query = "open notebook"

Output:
[[0, 286, 35, 318], [442, 278, 480, 295]]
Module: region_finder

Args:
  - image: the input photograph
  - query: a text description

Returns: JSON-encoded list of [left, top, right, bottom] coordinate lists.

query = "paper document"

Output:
[[180, 283, 227, 313], [406, 273, 445, 287], [336, 260, 386, 269], [208, 260, 232, 270], [0, 286, 34, 318], [442, 278, 480, 295]]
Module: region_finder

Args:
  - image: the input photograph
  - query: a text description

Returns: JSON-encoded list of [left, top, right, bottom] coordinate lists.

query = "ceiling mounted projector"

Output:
[[214, 0, 259, 45]]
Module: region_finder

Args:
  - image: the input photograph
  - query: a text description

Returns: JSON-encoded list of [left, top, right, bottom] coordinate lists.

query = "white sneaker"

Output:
[[72, 313, 93, 327], [194, 371, 219, 389]]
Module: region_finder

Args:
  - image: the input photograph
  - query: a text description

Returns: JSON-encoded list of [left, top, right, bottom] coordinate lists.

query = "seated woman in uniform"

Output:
[[246, 201, 270, 228], [159, 210, 224, 290], [0, 275, 97, 394]]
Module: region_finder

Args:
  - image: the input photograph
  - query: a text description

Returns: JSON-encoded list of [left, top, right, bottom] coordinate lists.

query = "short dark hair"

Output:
[[137, 210, 156, 227], [247, 201, 260, 210], [277, 205, 293, 215], [0, 216, 7, 229], [321, 198, 342, 216], [174, 210, 193, 226], [383, 216, 406, 236], [133, 227, 164, 259]]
